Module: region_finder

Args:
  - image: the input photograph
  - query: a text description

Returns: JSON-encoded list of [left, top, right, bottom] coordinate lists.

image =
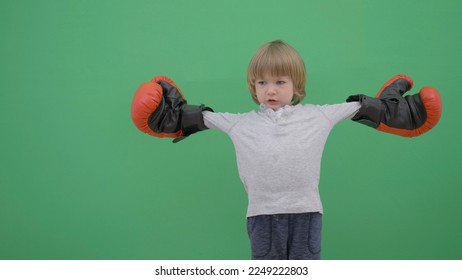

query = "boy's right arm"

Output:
[[202, 111, 243, 133], [131, 75, 213, 143]]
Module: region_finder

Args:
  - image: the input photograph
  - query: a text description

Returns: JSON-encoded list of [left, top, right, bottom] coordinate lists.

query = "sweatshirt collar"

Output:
[[259, 103, 297, 119]]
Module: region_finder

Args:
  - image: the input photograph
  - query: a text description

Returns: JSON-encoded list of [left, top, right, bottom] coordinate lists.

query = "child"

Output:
[[201, 40, 360, 259], [131, 40, 442, 259]]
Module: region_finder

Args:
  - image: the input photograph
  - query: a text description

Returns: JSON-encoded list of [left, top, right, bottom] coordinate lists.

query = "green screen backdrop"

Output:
[[1, 0, 461, 260]]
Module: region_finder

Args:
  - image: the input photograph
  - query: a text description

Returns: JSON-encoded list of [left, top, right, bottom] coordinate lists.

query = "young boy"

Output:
[[131, 40, 442, 259], [201, 40, 360, 259]]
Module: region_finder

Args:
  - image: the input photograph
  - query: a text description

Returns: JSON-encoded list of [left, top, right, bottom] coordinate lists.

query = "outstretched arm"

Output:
[[131, 76, 213, 143], [346, 74, 442, 137]]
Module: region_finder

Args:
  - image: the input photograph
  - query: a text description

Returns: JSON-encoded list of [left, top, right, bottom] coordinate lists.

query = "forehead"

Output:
[[257, 73, 292, 80]]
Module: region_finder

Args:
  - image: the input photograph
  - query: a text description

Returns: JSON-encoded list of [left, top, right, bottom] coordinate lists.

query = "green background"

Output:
[[1, 0, 461, 260]]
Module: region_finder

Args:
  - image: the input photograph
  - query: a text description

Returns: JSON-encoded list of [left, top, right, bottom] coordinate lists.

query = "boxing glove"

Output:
[[131, 75, 213, 142], [346, 74, 442, 137]]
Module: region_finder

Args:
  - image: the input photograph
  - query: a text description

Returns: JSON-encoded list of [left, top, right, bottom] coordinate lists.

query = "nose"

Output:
[[267, 84, 277, 95]]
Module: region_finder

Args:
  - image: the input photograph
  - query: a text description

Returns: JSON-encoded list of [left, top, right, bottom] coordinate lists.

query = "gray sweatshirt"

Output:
[[203, 102, 361, 217]]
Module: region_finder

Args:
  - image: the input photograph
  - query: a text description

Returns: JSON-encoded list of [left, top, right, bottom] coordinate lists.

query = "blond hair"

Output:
[[247, 40, 306, 105]]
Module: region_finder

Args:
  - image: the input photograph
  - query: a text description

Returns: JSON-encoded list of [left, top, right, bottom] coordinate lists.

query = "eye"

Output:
[[257, 80, 266, 86], [276, 80, 286, 85]]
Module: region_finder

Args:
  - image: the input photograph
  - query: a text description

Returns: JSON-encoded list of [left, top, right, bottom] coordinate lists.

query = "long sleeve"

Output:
[[317, 102, 361, 125], [202, 111, 244, 133]]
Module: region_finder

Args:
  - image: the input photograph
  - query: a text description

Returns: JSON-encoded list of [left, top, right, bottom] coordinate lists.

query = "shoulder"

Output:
[[299, 102, 359, 114], [299, 102, 360, 123]]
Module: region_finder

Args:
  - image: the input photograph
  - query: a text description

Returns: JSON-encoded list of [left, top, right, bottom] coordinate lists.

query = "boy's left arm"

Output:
[[346, 74, 442, 137]]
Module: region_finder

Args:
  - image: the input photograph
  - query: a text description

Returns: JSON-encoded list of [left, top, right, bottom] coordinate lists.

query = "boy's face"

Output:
[[255, 73, 294, 110]]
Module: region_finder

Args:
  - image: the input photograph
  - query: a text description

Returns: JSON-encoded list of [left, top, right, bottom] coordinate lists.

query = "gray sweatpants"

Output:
[[246, 212, 322, 260]]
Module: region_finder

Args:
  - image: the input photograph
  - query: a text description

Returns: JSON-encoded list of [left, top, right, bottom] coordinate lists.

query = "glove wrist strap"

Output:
[[180, 104, 213, 136], [351, 95, 383, 128]]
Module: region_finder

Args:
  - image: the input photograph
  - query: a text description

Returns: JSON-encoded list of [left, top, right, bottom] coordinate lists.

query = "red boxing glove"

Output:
[[131, 76, 212, 142], [131, 76, 184, 138], [347, 74, 442, 137]]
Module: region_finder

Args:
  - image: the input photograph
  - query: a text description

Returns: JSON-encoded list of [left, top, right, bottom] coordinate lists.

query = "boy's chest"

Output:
[[230, 113, 332, 155]]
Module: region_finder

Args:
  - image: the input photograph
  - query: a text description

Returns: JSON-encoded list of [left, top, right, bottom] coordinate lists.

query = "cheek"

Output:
[[255, 90, 265, 102], [286, 94, 295, 103], [288, 86, 295, 100], [284, 90, 295, 101]]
